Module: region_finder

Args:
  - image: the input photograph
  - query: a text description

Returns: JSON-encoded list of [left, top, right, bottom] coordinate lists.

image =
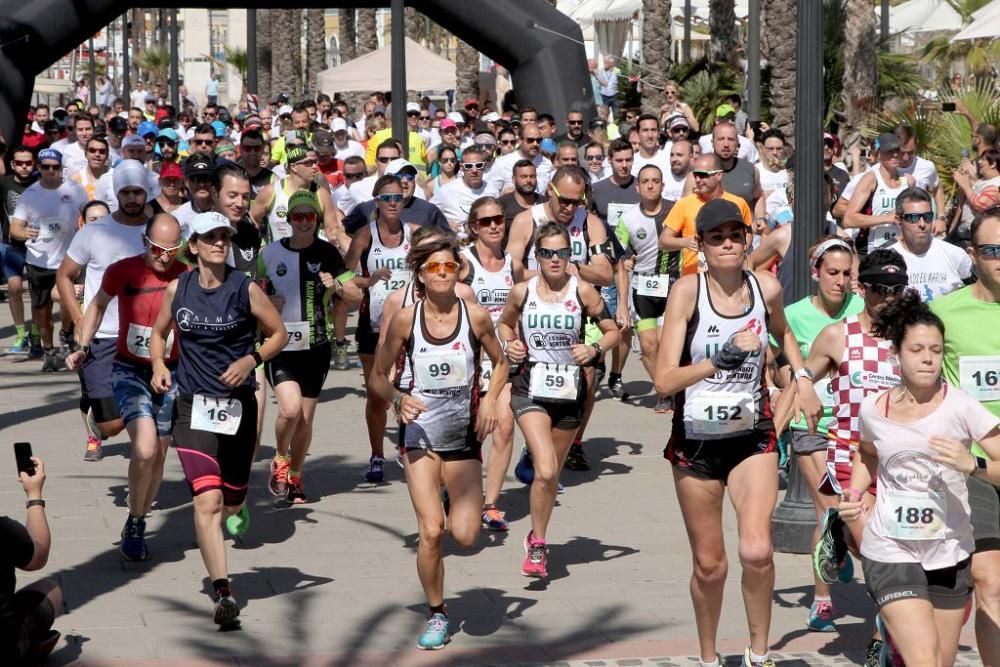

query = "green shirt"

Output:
[[930, 285, 1000, 458], [785, 293, 864, 435]]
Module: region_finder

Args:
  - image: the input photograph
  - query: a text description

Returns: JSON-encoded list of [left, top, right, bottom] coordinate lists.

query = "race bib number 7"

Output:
[[191, 394, 243, 435]]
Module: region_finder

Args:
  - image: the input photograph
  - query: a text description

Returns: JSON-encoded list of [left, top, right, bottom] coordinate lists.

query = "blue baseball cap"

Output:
[[37, 148, 62, 164], [210, 120, 227, 137], [157, 128, 180, 142], [137, 121, 158, 138]]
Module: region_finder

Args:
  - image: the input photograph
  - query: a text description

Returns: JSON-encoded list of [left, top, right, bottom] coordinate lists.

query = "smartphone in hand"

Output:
[[14, 442, 34, 476]]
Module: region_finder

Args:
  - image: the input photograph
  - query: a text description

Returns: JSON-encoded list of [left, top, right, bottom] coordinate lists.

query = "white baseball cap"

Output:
[[191, 211, 234, 237], [331, 117, 348, 133], [385, 158, 417, 175], [447, 112, 466, 125], [277, 104, 293, 116], [406, 102, 421, 113], [481, 112, 501, 123]]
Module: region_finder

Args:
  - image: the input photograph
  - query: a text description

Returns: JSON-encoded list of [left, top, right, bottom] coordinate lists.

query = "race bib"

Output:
[[606, 202, 631, 227], [816, 376, 836, 408], [959, 356, 1000, 402], [126, 323, 173, 359], [879, 488, 947, 540], [689, 390, 755, 435], [867, 223, 899, 253], [414, 348, 468, 390], [369, 270, 411, 330], [479, 356, 493, 393], [36, 217, 64, 241], [284, 321, 310, 351], [190, 394, 243, 435], [529, 363, 579, 401], [632, 273, 669, 298]]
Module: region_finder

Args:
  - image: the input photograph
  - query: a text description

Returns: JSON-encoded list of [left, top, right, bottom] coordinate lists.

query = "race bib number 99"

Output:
[[529, 363, 579, 401], [414, 349, 468, 390], [191, 394, 243, 435], [689, 390, 755, 435], [959, 356, 1000, 402]]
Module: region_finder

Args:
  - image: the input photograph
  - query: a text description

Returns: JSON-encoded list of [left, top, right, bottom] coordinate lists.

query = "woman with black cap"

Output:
[[654, 197, 818, 667]]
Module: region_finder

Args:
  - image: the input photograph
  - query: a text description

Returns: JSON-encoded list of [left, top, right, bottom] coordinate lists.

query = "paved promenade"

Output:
[[0, 306, 981, 666]]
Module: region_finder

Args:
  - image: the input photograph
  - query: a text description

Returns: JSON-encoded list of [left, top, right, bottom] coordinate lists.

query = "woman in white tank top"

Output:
[[460, 196, 516, 532], [369, 236, 509, 651], [498, 222, 619, 579], [653, 198, 819, 667]]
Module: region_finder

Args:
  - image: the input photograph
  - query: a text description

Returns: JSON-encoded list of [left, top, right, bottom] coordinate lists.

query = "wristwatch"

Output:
[[26, 499, 45, 509], [590, 342, 602, 358], [795, 367, 815, 381], [972, 456, 988, 477]]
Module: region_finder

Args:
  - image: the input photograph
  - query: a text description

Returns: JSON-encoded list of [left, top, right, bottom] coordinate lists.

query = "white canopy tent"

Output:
[[952, 0, 1000, 40], [316, 37, 456, 93], [879, 0, 963, 34]]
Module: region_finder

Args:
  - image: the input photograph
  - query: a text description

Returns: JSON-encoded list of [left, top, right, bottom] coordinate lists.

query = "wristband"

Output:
[[843, 487, 864, 503], [251, 351, 263, 366], [26, 499, 45, 509]]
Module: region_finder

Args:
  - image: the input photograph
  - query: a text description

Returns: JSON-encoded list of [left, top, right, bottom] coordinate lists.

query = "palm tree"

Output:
[[339, 9, 356, 64], [405, 7, 422, 43], [763, 0, 796, 139], [305, 8, 326, 96], [842, 0, 878, 145], [136, 46, 170, 90], [129, 8, 142, 87], [641, 0, 672, 112], [456, 40, 480, 105], [257, 9, 272, 98], [919, 0, 1000, 84], [708, 0, 737, 65], [216, 46, 248, 98], [357, 9, 378, 56], [272, 9, 302, 99]]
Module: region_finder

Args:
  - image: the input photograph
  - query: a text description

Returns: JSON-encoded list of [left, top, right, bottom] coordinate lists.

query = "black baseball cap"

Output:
[[108, 117, 128, 134], [184, 154, 217, 177], [696, 198, 747, 234], [312, 130, 334, 148], [858, 260, 907, 286], [874, 132, 901, 154]]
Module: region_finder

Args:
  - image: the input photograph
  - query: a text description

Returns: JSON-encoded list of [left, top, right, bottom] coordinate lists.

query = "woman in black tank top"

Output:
[[369, 236, 509, 650]]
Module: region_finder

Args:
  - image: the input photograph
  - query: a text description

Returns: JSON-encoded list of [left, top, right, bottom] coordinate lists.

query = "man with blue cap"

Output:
[[57, 159, 151, 461], [10, 148, 88, 369]]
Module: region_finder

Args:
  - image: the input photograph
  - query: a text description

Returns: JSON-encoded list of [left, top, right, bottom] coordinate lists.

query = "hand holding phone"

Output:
[[14, 442, 34, 476]]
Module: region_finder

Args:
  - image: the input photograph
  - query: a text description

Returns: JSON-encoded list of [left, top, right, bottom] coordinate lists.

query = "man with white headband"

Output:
[[57, 159, 150, 461]]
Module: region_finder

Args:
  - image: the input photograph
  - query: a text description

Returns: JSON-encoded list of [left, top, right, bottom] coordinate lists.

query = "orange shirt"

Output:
[[664, 191, 753, 275]]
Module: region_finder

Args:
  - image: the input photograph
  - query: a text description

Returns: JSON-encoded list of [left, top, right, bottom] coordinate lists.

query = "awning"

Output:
[[316, 37, 456, 93]]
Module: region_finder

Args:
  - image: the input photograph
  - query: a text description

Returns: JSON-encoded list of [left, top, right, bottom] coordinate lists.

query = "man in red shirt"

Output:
[[313, 129, 342, 189], [66, 213, 187, 561]]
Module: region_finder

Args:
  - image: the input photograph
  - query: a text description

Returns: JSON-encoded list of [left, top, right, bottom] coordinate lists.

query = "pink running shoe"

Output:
[[521, 531, 548, 578]]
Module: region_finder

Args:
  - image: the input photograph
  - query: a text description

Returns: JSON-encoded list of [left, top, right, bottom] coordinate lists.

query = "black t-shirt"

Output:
[[554, 132, 588, 148], [0, 516, 34, 653], [249, 167, 276, 198], [0, 175, 37, 247], [231, 217, 263, 278], [590, 176, 640, 225], [498, 191, 544, 249], [342, 197, 449, 235], [826, 165, 850, 215]]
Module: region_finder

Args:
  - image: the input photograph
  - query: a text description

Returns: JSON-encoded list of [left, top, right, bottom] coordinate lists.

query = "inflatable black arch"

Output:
[[0, 0, 594, 147]]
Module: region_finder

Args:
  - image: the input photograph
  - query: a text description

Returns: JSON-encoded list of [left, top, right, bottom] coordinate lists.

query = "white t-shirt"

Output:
[[334, 140, 366, 161], [171, 201, 212, 240], [130, 90, 149, 109], [65, 215, 147, 339], [698, 134, 760, 163], [13, 181, 88, 269], [898, 156, 940, 192], [888, 238, 973, 302], [94, 167, 160, 212], [489, 151, 553, 195], [631, 149, 671, 178], [60, 142, 88, 179], [756, 165, 790, 219], [860, 386, 997, 569], [430, 178, 498, 225], [662, 170, 688, 202], [339, 174, 427, 214]]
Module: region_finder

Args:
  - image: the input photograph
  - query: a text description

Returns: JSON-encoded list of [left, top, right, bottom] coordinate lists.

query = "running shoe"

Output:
[[7, 335, 28, 354], [557, 481, 565, 494], [225, 504, 250, 537], [267, 456, 290, 496], [741, 649, 776, 667], [514, 446, 534, 484], [875, 614, 904, 667], [286, 475, 307, 504], [333, 341, 351, 370], [838, 552, 855, 584], [365, 454, 385, 482], [654, 396, 673, 414], [28, 342, 43, 359], [564, 444, 590, 471], [594, 361, 606, 386], [395, 446, 406, 469], [59, 328, 78, 353], [521, 531, 548, 578], [119, 515, 149, 561], [416, 612, 449, 650], [41, 349, 62, 372], [87, 409, 105, 441], [608, 374, 625, 398], [813, 507, 849, 585], [213, 593, 240, 626], [83, 435, 103, 462], [864, 638, 884, 667], [481, 505, 508, 531], [806, 599, 837, 632]]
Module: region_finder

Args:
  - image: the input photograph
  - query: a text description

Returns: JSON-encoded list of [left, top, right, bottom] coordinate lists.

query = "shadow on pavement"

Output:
[[772, 583, 877, 662]]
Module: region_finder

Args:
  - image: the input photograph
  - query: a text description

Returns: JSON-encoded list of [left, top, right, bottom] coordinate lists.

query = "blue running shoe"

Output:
[[838, 552, 855, 584], [515, 446, 534, 484], [7, 335, 28, 354], [417, 612, 449, 650], [807, 599, 837, 632], [120, 515, 149, 561]]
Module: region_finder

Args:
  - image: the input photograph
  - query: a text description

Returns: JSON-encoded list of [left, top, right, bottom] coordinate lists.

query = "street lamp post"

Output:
[[747, 0, 760, 122], [390, 0, 407, 154], [169, 9, 179, 109], [247, 9, 258, 96]]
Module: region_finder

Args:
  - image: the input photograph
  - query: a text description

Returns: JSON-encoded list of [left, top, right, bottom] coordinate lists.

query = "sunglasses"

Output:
[[144, 235, 182, 259], [376, 193, 404, 203], [157, 139, 177, 147], [976, 243, 1000, 258], [198, 229, 232, 244], [290, 211, 318, 224], [394, 172, 416, 182], [188, 174, 213, 183], [692, 169, 723, 178], [500, 139, 516, 146], [550, 183, 586, 208], [900, 211, 934, 225], [192, 139, 214, 145], [536, 247, 572, 260], [87, 147, 108, 155], [462, 161, 486, 171], [522, 137, 540, 144], [439, 157, 457, 163], [567, 120, 584, 125], [406, 111, 420, 117], [476, 214, 504, 228], [38, 163, 60, 171], [376, 156, 395, 164], [419, 115, 431, 120], [422, 260, 460, 274], [293, 159, 317, 167], [862, 282, 906, 295], [13, 160, 34, 167], [585, 154, 603, 162], [344, 171, 365, 180]]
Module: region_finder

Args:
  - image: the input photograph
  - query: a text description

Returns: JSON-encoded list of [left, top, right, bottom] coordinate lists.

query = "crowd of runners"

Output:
[[1, 84, 1000, 667]]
